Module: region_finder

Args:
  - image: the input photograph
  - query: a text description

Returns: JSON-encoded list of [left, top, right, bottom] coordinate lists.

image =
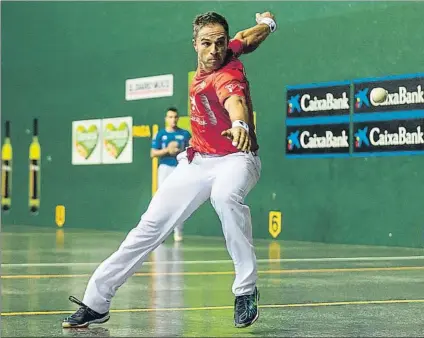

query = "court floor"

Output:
[[2, 225, 424, 337]]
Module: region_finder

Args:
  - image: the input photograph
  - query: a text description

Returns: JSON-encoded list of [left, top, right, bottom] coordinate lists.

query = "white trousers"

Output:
[[157, 164, 183, 233], [158, 164, 176, 187], [83, 150, 261, 314]]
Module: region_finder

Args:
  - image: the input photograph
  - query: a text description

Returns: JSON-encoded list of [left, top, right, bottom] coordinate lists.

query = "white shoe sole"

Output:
[[62, 315, 110, 328], [234, 310, 259, 328]]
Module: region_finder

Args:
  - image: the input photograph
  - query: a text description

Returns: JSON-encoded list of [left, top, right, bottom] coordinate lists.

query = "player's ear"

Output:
[[192, 38, 198, 52]]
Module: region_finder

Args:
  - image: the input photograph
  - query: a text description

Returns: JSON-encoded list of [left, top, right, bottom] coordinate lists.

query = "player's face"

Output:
[[165, 111, 178, 128], [194, 24, 228, 72]]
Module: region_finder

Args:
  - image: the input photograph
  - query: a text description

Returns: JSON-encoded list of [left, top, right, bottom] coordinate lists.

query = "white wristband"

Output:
[[257, 17, 277, 33], [232, 120, 249, 132]]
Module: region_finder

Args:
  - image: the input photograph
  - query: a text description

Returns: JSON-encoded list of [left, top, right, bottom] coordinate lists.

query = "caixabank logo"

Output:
[[286, 82, 350, 118], [286, 124, 350, 156], [354, 74, 424, 113], [353, 119, 424, 153]]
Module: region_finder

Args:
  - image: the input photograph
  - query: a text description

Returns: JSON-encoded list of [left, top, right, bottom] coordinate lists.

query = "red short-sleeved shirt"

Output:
[[189, 39, 258, 155]]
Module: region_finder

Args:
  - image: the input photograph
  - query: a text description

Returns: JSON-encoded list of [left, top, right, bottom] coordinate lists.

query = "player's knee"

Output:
[[210, 191, 242, 210], [137, 212, 171, 233]]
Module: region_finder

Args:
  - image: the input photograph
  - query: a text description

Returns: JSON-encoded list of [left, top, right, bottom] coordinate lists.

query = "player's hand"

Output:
[[168, 148, 179, 156], [167, 141, 180, 156], [255, 11, 275, 24], [221, 127, 251, 152]]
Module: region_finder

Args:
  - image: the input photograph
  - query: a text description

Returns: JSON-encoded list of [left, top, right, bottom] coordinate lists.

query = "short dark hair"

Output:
[[166, 107, 178, 116], [192, 11, 229, 40]]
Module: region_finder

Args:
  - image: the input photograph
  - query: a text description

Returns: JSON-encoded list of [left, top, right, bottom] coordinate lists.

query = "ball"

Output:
[[370, 87, 388, 104]]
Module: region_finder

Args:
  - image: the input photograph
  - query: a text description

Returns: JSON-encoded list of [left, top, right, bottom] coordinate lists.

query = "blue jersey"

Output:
[[152, 128, 191, 166]]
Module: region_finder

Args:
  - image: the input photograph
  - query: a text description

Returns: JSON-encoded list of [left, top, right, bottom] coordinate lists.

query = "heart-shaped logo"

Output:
[[75, 124, 99, 159], [103, 122, 130, 159]]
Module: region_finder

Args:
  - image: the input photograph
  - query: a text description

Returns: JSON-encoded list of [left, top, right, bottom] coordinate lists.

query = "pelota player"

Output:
[[62, 10, 277, 329]]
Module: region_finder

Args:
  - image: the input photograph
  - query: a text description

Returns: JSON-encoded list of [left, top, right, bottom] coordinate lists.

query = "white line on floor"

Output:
[[3, 255, 424, 268]]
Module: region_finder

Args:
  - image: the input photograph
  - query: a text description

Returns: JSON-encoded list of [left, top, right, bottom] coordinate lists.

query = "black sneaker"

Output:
[[234, 287, 260, 328], [62, 296, 110, 328]]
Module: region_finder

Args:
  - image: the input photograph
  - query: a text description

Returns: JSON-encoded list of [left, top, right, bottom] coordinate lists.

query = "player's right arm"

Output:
[[150, 148, 170, 159], [151, 130, 166, 158], [232, 11, 276, 55]]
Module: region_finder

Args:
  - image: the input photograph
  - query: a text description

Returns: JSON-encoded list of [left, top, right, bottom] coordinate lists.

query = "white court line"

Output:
[[3, 255, 424, 268]]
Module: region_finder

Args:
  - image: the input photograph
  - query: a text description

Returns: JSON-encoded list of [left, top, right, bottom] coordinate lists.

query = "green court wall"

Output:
[[2, 1, 424, 247]]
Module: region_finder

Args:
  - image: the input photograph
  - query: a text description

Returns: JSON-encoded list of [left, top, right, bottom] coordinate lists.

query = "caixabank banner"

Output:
[[353, 119, 424, 154], [285, 73, 424, 158], [286, 82, 350, 118], [353, 74, 424, 114], [352, 73, 424, 156], [285, 80, 351, 158], [286, 123, 350, 157]]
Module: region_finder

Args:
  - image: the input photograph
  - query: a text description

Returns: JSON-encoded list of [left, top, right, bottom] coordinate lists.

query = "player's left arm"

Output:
[[184, 130, 192, 149], [222, 95, 251, 152], [215, 71, 251, 152], [232, 11, 277, 55]]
